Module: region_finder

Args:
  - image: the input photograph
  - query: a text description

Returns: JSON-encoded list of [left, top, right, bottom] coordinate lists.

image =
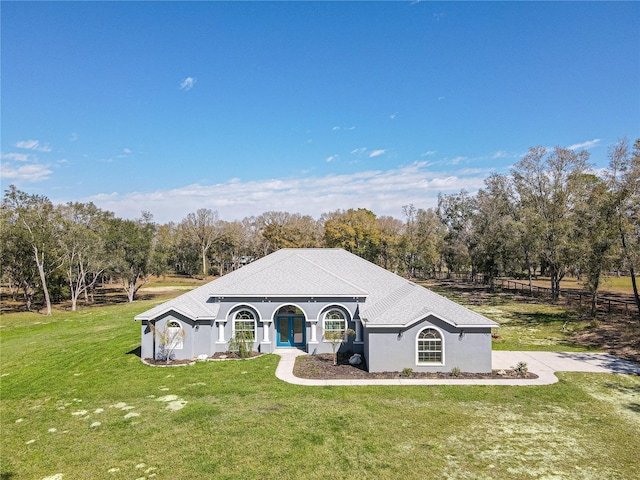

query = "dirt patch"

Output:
[[572, 320, 640, 363], [293, 353, 538, 380]]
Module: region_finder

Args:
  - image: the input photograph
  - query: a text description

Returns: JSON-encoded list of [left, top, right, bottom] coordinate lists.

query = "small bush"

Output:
[[450, 366, 461, 377], [400, 367, 413, 378], [513, 361, 528, 377]]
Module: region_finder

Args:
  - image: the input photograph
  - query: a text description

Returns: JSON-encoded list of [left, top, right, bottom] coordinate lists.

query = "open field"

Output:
[[2, 289, 639, 479]]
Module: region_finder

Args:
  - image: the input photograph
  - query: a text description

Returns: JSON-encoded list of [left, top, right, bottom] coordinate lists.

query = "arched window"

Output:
[[167, 321, 184, 350], [417, 328, 443, 364], [233, 310, 256, 339], [323, 309, 346, 339]]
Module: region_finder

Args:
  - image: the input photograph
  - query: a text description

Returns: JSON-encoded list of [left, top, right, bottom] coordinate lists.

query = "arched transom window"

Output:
[[234, 310, 256, 339], [167, 321, 184, 350], [323, 309, 346, 337], [417, 328, 443, 364]]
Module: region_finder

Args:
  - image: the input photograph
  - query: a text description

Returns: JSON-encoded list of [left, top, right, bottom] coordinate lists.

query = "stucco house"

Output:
[[135, 248, 499, 373]]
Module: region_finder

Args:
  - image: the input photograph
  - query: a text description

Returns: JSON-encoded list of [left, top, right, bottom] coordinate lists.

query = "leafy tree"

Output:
[[469, 174, 519, 292], [512, 146, 590, 300], [105, 213, 156, 302], [57, 202, 111, 311], [437, 190, 474, 275], [377, 215, 403, 271], [1, 185, 61, 315], [323, 208, 380, 262], [607, 138, 640, 317]]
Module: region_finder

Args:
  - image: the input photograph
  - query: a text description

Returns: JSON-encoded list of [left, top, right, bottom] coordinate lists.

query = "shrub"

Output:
[[450, 366, 461, 377], [513, 361, 529, 377], [400, 367, 413, 378], [228, 329, 254, 359]]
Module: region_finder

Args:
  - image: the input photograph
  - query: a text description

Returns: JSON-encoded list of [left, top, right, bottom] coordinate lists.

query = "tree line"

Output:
[[2, 139, 639, 318]]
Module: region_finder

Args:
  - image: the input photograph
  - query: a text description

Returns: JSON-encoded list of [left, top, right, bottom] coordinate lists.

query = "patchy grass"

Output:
[[2, 291, 640, 479]]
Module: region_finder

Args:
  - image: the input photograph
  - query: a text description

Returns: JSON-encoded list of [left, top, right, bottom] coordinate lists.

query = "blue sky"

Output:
[[2, 1, 639, 223]]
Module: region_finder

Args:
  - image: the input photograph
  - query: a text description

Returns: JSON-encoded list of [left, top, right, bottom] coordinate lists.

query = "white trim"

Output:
[[321, 308, 348, 342], [361, 312, 497, 330], [415, 326, 445, 366], [269, 303, 309, 323]]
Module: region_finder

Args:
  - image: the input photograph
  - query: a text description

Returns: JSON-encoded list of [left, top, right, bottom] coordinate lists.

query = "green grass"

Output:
[[2, 296, 639, 479]]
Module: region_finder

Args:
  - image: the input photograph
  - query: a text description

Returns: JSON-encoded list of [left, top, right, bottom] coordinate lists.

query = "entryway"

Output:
[[276, 315, 306, 348]]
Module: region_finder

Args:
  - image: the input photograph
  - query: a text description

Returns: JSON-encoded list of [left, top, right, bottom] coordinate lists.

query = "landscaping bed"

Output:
[[293, 352, 538, 380]]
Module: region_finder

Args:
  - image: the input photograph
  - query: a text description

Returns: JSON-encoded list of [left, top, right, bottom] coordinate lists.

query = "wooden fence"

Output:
[[426, 272, 638, 318]]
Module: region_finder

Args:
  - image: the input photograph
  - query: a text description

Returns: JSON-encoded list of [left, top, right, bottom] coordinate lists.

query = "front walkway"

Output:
[[274, 349, 640, 386]]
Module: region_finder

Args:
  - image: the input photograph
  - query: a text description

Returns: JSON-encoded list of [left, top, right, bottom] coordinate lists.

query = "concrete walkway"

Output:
[[274, 349, 640, 386]]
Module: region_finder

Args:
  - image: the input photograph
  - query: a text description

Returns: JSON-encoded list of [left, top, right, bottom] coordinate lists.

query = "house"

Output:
[[135, 248, 499, 373]]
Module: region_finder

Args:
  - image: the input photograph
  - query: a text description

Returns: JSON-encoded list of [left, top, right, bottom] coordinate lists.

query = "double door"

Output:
[[276, 315, 305, 347]]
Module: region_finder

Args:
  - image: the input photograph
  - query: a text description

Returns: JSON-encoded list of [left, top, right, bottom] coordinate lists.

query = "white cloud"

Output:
[[568, 139, 601, 151], [326, 155, 338, 163], [1, 163, 52, 182], [389, 112, 397, 120], [123, 148, 132, 154], [369, 149, 386, 158], [86, 162, 489, 224], [1, 152, 30, 162], [351, 147, 366, 155], [332, 126, 340, 131], [421, 151, 436, 157], [15, 139, 52, 152], [180, 77, 197, 91]]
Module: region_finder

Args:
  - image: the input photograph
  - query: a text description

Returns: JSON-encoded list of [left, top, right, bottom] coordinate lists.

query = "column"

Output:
[[354, 319, 363, 343], [217, 320, 226, 343]]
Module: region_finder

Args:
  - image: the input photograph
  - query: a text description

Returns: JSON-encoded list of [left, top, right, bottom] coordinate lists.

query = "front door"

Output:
[[276, 315, 306, 347]]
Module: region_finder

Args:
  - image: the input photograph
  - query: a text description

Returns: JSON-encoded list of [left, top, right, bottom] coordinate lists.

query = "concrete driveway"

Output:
[[275, 349, 640, 386]]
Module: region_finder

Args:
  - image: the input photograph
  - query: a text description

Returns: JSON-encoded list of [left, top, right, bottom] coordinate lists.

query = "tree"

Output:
[[57, 202, 111, 311], [323, 208, 380, 262], [607, 138, 640, 317], [512, 146, 590, 301], [148, 321, 186, 364], [469, 174, 519, 292], [437, 190, 474, 275], [323, 328, 355, 366], [180, 208, 221, 277], [1, 185, 61, 315], [105, 213, 156, 302]]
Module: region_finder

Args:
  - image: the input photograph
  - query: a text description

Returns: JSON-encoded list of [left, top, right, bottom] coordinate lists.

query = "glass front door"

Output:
[[276, 315, 306, 347]]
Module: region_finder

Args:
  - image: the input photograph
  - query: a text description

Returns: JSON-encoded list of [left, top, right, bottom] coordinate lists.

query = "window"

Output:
[[417, 328, 442, 364], [323, 309, 346, 339], [166, 321, 184, 350], [233, 310, 256, 339]]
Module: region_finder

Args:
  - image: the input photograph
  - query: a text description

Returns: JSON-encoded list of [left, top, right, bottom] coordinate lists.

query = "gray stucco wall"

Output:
[[364, 315, 493, 373], [140, 301, 491, 371], [140, 297, 365, 360]]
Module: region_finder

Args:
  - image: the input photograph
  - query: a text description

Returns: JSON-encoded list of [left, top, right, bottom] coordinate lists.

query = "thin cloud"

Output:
[[180, 77, 197, 91], [568, 139, 601, 151], [332, 126, 341, 131], [351, 147, 367, 155], [369, 149, 386, 158], [87, 162, 488, 224], [15, 139, 52, 152], [421, 151, 436, 157], [1, 152, 30, 162], [326, 155, 338, 163], [123, 148, 132, 154]]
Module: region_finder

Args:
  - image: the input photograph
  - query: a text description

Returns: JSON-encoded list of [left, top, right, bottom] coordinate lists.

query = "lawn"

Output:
[[1, 292, 639, 479]]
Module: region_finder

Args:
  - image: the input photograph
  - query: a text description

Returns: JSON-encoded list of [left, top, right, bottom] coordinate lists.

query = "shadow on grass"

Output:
[[127, 346, 141, 358]]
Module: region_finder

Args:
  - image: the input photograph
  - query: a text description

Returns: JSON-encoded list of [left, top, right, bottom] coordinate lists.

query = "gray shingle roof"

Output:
[[135, 248, 497, 328]]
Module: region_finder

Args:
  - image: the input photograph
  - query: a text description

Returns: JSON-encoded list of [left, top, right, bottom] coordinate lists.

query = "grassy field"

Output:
[[2, 290, 639, 479]]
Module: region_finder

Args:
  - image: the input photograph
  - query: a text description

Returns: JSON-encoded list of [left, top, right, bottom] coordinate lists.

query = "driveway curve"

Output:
[[274, 349, 640, 386]]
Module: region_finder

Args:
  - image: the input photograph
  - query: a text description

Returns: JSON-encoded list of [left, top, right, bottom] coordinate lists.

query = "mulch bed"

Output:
[[293, 352, 538, 380]]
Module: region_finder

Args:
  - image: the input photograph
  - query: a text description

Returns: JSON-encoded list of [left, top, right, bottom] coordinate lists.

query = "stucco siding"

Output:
[[365, 316, 493, 373]]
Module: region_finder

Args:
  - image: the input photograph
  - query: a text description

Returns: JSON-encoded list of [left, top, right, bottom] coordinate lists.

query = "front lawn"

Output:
[[1, 295, 639, 479]]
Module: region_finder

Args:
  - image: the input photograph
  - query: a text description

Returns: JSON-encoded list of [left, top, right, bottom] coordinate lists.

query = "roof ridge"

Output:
[[294, 251, 369, 296]]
